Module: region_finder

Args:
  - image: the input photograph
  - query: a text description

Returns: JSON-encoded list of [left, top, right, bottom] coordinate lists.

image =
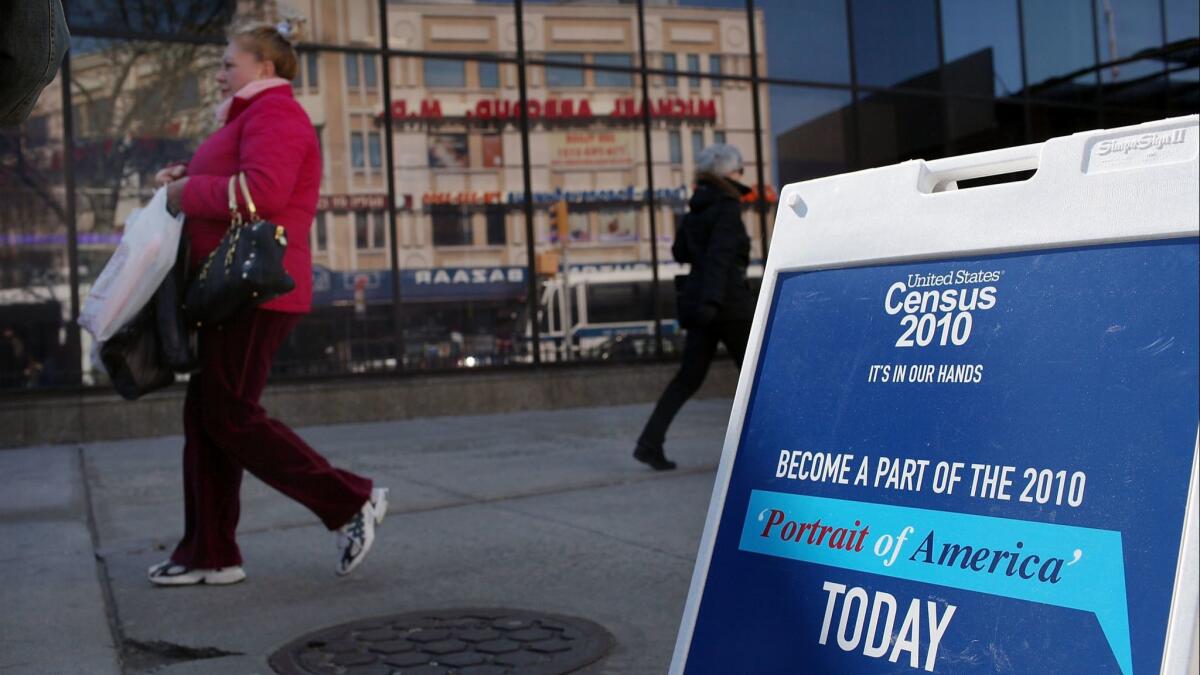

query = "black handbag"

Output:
[[100, 238, 197, 399], [183, 172, 294, 327], [100, 305, 175, 400], [156, 236, 198, 373]]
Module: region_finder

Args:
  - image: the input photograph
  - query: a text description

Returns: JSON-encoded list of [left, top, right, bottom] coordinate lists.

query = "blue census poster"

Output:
[[685, 238, 1199, 675]]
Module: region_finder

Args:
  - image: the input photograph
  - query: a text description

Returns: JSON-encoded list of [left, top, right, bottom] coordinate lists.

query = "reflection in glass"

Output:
[[648, 62, 768, 287], [1023, 0, 1099, 101], [68, 39, 226, 384], [66, 0, 233, 37], [24, 0, 1188, 389], [663, 54, 678, 87], [479, 61, 500, 89], [431, 206, 471, 247], [666, 0, 745, 7], [546, 53, 585, 88], [314, 213, 328, 253], [515, 70, 683, 362], [428, 134, 469, 169], [486, 206, 507, 246], [856, 92, 946, 168], [363, 55, 379, 89], [0, 77, 74, 389], [371, 211, 386, 250], [768, 86, 853, 187], [852, 0, 941, 90], [368, 132, 382, 169], [386, 1, 513, 56], [758, 0, 850, 84], [1166, 0, 1200, 42], [271, 40, 397, 377], [1167, 67, 1199, 113], [1092, 0, 1168, 108], [391, 58, 531, 370], [1028, 105, 1100, 142], [307, 52, 320, 89], [946, 99, 1026, 156], [350, 132, 364, 168], [595, 54, 634, 88], [1165, 0, 1199, 112], [940, 0, 1023, 97], [1103, 107, 1169, 131], [1095, 0, 1163, 83], [424, 59, 466, 88], [356, 212, 369, 249], [660, 0, 752, 56]]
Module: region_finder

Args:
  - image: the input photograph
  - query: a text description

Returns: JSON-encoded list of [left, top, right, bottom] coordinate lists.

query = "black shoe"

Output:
[[634, 444, 677, 471]]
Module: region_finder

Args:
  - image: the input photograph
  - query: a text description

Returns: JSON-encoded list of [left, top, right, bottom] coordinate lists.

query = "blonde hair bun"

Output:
[[273, 15, 307, 45], [231, 18, 305, 80]]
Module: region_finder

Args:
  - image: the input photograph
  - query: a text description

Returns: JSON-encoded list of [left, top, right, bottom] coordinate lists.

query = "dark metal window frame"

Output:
[[33, 0, 1187, 391]]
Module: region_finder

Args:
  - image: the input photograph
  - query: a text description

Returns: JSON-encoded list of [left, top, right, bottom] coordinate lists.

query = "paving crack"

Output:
[[121, 639, 243, 673], [78, 447, 246, 674], [77, 445, 128, 673]]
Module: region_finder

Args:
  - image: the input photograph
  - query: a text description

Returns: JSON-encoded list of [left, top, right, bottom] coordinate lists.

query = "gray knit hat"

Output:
[[695, 143, 743, 176]]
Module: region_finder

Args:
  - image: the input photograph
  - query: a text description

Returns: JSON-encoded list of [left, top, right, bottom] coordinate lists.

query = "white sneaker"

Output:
[[147, 561, 246, 586], [336, 487, 388, 576]]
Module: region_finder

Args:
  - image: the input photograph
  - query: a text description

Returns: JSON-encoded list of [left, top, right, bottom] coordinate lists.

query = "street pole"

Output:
[[559, 244, 571, 361]]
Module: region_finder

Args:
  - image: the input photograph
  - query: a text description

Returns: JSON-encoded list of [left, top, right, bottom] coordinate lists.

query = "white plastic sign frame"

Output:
[[670, 115, 1200, 675]]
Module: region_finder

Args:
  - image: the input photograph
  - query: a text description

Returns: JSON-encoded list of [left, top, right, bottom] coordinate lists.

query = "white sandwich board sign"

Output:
[[671, 115, 1199, 675]]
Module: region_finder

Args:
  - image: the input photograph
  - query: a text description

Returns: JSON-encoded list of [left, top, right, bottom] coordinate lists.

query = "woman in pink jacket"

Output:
[[149, 23, 387, 585]]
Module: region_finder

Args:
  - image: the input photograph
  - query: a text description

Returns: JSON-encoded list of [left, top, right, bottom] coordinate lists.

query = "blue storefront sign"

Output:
[[311, 266, 527, 306], [679, 240, 1199, 674], [504, 185, 690, 206]]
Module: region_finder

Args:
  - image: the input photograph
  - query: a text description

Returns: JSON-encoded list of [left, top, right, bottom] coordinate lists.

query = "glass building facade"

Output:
[[1, 0, 1196, 391]]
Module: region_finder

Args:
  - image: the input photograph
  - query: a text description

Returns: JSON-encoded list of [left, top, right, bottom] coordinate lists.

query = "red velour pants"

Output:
[[170, 309, 373, 569]]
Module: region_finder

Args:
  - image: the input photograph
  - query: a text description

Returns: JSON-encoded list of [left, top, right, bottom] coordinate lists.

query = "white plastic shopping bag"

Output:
[[78, 187, 184, 342]]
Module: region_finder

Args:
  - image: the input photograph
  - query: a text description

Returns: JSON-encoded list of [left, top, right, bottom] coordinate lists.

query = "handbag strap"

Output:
[[237, 172, 259, 222], [226, 175, 241, 225], [225, 172, 260, 225]]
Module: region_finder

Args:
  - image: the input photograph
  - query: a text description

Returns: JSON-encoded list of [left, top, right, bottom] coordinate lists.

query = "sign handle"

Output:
[[918, 143, 1043, 193]]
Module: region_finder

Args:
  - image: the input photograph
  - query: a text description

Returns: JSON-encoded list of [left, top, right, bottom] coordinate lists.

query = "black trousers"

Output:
[[638, 318, 752, 451]]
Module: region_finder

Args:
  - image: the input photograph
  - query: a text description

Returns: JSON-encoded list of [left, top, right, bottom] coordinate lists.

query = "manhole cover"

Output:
[[269, 609, 614, 675]]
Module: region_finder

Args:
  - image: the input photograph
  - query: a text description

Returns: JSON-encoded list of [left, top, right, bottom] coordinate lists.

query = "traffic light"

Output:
[[535, 251, 560, 276], [552, 199, 570, 244]]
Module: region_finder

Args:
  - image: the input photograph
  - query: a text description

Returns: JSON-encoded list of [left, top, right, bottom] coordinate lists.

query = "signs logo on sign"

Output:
[[1085, 125, 1197, 174], [1095, 128, 1187, 156]]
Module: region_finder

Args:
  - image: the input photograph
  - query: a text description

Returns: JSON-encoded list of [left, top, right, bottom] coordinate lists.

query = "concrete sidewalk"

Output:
[[0, 400, 734, 675]]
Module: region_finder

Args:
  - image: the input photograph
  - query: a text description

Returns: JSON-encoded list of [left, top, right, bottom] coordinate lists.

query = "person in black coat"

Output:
[[634, 143, 757, 470]]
